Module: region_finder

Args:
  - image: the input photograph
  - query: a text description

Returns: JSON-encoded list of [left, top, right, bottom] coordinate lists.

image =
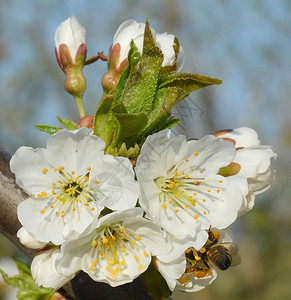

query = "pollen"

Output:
[[144, 251, 149, 258], [106, 265, 112, 271], [102, 237, 108, 244], [42, 168, 48, 174], [50, 205, 54, 208], [40, 209, 45, 214], [193, 192, 197, 196], [59, 166, 64, 171], [56, 211, 59, 215], [61, 215, 65, 218], [41, 191, 47, 197], [52, 182, 56, 186], [194, 214, 199, 219], [73, 208, 76, 212], [84, 203, 89, 206], [219, 180, 223, 183], [193, 180, 198, 184], [87, 167, 91, 171], [134, 255, 139, 262], [200, 170, 203, 174], [91, 207, 95, 211], [52, 190, 55, 194], [138, 264, 143, 271], [204, 211, 207, 215], [161, 204, 167, 209], [132, 239, 137, 246], [185, 175, 189, 179], [71, 171, 75, 175], [202, 199, 206, 202], [37, 194, 42, 199], [194, 151, 199, 156], [135, 235, 142, 241], [91, 240, 97, 247], [185, 158, 189, 162], [208, 190, 211, 193], [217, 189, 220, 193], [95, 180, 101, 184], [122, 248, 127, 253], [85, 176, 89, 181], [54, 168, 58, 172], [101, 253, 106, 258]]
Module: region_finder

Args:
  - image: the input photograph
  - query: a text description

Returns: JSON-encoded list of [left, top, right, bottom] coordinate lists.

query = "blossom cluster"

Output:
[[11, 16, 276, 296]]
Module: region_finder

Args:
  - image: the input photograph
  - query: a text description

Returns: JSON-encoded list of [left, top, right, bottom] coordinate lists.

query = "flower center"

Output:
[[89, 223, 148, 278], [154, 153, 223, 220], [37, 166, 99, 219]]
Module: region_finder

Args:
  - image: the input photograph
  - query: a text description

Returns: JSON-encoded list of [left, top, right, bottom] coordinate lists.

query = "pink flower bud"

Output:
[[77, 115, 94, 129]]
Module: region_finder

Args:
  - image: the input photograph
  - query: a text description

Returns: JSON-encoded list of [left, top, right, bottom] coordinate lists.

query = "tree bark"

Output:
[[0, 148, 153, 300]]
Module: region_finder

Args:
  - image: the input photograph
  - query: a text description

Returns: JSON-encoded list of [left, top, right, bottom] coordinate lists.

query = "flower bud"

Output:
[[55, 15, 87, 70], [112, 19, 184, 70], [77, 115, 94, 129]]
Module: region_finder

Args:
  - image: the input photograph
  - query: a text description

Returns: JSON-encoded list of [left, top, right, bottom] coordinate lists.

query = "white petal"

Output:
[[221, 127, 260, 147], [31, 248, 75, 290], [17, 227, 47, 249]]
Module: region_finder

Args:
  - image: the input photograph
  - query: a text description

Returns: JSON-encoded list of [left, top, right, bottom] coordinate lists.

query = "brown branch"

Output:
[[0, 148, 153, 300]]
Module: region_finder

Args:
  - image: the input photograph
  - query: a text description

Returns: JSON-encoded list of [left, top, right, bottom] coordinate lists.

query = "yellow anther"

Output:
[[95, 259, 99, 263], [91, 240, 97, 247], [80, 184, 84, 188], [193, 192, 197, 196], [120, 242, 123, 247], [134, 255, 139, 262], [71, 171, 75, 175], [95, 180, 101, 184], [101, 253, 106, 258], [176, 209, 179, 213], [204, 211, 207, 215], [193, 180, 198, 184], [41, 191, 47, 197], [169, 200, 173, 204], [132, 239, 137, 246], [135, 235, 142, 241], [61, 215, 65, 218], [122, 248, 127, 253], [199, 247, 206, 253], [91, 261, 96, 267], [54, 168, 58, 172], [181, 190, 184, 194], [194, 214, 199, 219], [208, 190, 211, 193], [56, 195, 60, 200], [120, 226, 125, 232], [90, 187, 94, 191], [191, 168, 194, 171], [60, 184, 64, 188], [37, 194, 42, 199], [89, 266, 95, 271], [84, 203, 89, 206], [73, 208, 76, 212], [217, 189, 220, 193], [42, 168, 48, 174], [121, 260, 126, 266], [108, 259, 114, 264], [185, 175, 189, 179], [185, 204, 188, 208], [106, 265, 112, 271], [185, 158, 189, 162], [50, 205, 54, 209], [163, 182, 167, 189], [87, 167, 91, 171], [219, 180, 223, 183], [59, 166, 64, 171], [202, 199, 206, 202], [194, 255, 201, 261], [40, 209, 45, 214], [189, 195, 192, 199], [161, 204, 167, 209], [194, 151, 199, 156], [91, 207, 95, 211], [102, 237, 108, 244], [75, 176, 79, 180], [138, 264, 143, 271], [144, 251, 149, 258], [56, 211, 59, 215], [85, 176, 89, 181], [76, 199, 79, 202], [52, 190, 56, 194], [175, 171, 178, 176], [200, 170, 203, 174]]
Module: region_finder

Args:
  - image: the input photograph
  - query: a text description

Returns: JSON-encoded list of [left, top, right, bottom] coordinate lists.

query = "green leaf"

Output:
[[93, 95, 115, 145], [57, 116, 79, 130], [15, 260, 31, 275], [35, 125, 60, 134], [111, 111, 148, 147], [119, 20, 164, 114]]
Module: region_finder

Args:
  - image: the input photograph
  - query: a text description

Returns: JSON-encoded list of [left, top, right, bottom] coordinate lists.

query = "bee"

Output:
[[178, 228, 240, 283]]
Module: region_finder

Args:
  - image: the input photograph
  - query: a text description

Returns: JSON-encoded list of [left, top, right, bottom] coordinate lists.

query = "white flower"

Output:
[[214, 127, 276, 215], [55, 15, 86, 62], [31, 247, 74, 290], [112, 19, 184, 70], [17, 227, 47, 249], [10, 128, 138, 245], [135, 130, 246, 241], [55, 208, 172, 287]]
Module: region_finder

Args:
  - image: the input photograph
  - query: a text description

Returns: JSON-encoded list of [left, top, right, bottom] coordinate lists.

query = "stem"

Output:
[[74, 95, 86, 118]]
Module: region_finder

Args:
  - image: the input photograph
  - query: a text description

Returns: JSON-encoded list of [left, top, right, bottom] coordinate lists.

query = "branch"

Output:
[[0, 148, 153, 300]]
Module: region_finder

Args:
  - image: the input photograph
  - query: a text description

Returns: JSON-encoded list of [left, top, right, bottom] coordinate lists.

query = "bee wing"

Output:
[[231, 254, 241, 267], [221, 242, 239, 256]]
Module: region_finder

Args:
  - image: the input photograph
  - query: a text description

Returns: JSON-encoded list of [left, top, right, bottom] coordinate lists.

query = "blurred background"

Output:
[[0, 0, 290, 299]]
